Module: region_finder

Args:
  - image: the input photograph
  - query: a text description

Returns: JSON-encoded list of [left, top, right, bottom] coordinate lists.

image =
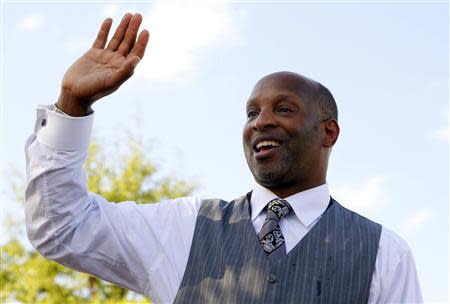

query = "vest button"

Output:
[[267, 273, 277, 284]]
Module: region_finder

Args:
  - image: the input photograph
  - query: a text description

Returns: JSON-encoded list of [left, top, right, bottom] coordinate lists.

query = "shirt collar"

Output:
[[250, 182, 330, 228]]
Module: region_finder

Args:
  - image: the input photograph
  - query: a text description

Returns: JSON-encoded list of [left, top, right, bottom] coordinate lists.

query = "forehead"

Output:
[[247, 73, 316, 106]]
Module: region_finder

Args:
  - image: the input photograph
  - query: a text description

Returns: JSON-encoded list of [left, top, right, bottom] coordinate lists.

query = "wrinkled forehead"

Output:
[[249, 72, 319, 104]]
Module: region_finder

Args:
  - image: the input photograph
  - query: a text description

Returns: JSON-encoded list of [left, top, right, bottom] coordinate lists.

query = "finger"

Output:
[[117, 13, 143, 56], [106, 13, 133, 51], [105, 56, 140, 89], [92, 18, 113, 49], [128, 29, 149, 59]]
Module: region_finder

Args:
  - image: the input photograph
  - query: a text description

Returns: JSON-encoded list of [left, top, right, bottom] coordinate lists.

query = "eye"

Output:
[[278, 106, 294, 113], [247, 110, 259, 120]]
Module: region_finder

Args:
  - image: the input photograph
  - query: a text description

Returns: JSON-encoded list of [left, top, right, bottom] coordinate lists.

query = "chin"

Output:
[[252, 168, 287, 187]]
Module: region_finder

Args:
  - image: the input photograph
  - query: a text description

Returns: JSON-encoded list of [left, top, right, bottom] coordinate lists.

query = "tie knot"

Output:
[[266, 198, 292, 219]]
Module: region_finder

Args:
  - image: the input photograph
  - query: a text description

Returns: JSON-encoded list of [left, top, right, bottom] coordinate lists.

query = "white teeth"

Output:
[[256, 140, 281, 150]]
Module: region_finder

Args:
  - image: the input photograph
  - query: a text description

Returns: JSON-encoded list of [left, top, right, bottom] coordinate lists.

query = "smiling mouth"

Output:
[[252, 139, 283, 160], [254, 140, 281, 152]]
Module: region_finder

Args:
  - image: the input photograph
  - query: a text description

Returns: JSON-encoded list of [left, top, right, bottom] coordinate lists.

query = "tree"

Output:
[[1, 137, 195, 303]]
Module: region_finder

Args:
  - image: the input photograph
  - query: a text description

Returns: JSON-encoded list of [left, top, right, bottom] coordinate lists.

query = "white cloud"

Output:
[[137, 0, 240, 82], [399, 208, 433, 235], [332, 176, 386, 214], [19, 14, 44, 31]]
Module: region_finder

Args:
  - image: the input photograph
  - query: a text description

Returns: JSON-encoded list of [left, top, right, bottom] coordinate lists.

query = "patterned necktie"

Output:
[[258, 198, 292, 262]]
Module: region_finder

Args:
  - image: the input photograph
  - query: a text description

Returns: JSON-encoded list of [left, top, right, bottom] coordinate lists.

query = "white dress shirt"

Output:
[[25, 105, 423, 304]]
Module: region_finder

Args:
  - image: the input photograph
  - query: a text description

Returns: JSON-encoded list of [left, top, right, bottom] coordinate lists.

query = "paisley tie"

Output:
[[258, 198, 292, 262]]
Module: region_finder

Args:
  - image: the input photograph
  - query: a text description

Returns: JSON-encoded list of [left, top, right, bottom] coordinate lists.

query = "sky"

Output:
[[1, 0, 448, 302]]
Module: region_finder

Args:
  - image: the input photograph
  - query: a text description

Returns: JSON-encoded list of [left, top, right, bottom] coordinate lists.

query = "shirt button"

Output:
[[267, 273, 277, 284], [41, 119, 47, 127]]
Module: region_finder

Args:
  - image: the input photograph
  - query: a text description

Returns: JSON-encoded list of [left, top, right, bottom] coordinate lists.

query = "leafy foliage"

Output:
[[1, 239, 88, 303], [1, 138, 195, 303]]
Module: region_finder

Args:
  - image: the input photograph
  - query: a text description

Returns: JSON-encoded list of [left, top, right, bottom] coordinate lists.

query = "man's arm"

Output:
[[24, 15, 201, 302], [25, 108, 149, 293], [25, 111, 201, 299]]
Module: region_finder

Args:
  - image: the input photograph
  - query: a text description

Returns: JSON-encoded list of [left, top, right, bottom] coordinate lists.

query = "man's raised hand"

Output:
[[57, 13, 149, 116]]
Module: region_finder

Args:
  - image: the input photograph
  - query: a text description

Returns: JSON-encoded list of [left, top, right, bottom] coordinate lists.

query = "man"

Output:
[[25, 13, 423, 303]]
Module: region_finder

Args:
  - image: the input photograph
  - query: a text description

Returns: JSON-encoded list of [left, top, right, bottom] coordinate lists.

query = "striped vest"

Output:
[[174, 194, 381, 304]]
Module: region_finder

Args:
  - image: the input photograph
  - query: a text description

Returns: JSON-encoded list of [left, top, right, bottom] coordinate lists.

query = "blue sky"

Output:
[[1, 1, 448, 302]]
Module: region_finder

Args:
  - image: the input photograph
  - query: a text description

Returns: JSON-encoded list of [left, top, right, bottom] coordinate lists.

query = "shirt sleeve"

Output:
[[24, 105, 202, 302], [368, 227, 423, 304]]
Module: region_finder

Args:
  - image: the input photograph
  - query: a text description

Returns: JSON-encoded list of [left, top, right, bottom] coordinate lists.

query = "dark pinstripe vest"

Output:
[[174, 195, 382, 304]]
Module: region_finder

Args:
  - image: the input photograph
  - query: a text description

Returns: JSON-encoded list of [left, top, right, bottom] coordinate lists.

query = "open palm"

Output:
[[58, 13, 149, 115]]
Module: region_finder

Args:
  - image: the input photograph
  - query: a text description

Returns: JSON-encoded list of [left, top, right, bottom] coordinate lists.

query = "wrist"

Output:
[[53, 104, 70, 116], [56, 93, 93, 117]]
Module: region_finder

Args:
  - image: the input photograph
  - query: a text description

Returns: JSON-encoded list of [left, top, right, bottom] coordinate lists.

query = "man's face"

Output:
[[242, 74, 321, 191]]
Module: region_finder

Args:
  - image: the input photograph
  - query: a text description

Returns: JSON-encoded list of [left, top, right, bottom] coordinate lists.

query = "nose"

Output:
[[253, 109, 277, 131]]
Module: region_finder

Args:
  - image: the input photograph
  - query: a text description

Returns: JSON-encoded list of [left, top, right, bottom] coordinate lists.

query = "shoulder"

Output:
[[198, 195, 249, 221], [331, 199, 413, 262], [332, 199, 382, 232], [378, 226, 413, 260], [374, 226, 418, 283], [198, 197, 236, 216]]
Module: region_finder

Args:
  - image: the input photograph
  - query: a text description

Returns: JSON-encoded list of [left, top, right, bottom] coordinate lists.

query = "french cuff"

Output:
[[35, 104, 94, 151]]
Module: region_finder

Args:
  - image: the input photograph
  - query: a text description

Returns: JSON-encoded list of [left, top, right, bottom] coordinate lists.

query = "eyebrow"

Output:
[[273, 93, 300, 103]]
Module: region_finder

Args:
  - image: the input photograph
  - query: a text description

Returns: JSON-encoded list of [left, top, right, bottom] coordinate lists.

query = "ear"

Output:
[[321, 119, 340, 148]]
